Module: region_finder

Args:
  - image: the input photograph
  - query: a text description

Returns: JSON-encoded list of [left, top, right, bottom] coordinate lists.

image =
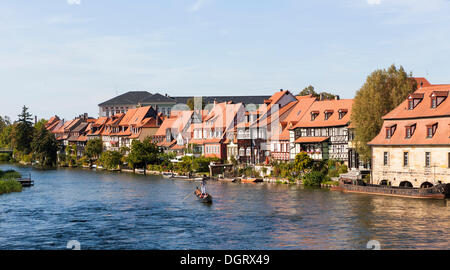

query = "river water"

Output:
[[0, 164, 449, 250]]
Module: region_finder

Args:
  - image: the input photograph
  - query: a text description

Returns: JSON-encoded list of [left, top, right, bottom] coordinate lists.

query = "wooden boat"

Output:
[[331, 179, 449, 200], [194, 188, 213, 203], [240, 178, 263, 183]]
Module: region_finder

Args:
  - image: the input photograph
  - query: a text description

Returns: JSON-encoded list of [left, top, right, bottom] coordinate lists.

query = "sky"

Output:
[[1, 0, 450, 121]]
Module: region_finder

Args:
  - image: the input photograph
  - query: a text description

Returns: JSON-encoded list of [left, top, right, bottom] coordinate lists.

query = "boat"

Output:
[[219, 177, 237, 182], [240, 178, 263, 183], [194, 188, 213, 203], [331, 178, 449, 200], [162, 172, 174, 178]]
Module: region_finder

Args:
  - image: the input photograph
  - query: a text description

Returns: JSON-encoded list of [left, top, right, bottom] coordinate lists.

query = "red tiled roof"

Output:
[[368, 118, 450, 145], [291, 99, 353, 129], [383, 85, 450, 120]]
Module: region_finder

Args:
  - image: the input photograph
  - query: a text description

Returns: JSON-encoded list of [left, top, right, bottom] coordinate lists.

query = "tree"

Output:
[[297, 85, 336, 100], [85, 138, 103, 165], [99, 151, 123, 170], [127, 139, 159, 175], [0, 122, 13, 148], [351, 64, 417, 161], [31, 125, 58, 168], [34, 119, 47, 131], [12, 106, 34, 154], [186, 98, 205, 110], [294, 152, 314, 172]]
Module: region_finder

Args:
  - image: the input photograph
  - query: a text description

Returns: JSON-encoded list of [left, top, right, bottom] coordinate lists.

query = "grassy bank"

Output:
[[0, 169, 23, 195]]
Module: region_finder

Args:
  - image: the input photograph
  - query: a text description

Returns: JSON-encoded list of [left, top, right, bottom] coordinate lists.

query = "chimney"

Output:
[[319, 93, 324, 101], [35, 115, 37, 125], [280, 89, 283, 92], [335, 95, 340, 100]]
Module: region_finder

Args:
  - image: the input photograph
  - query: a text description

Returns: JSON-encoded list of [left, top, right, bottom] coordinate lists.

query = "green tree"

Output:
[[297, 85, 336, 100], [12, 106, 34, 154], [85, 138, 103, 165], [351, 64, 417, 161], [99, 151, 123, 170], [34, 119, 47, 131], [294, 152, 314, 172], [186, 98, 205, 110], [0, 123, 13, 148], [127, 139, 159, 175], [31, 125, 58, 168], [298, 85, 317, 96]]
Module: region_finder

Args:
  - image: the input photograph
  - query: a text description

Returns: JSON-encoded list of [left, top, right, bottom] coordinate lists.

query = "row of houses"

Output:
[[44, 77, 450, 189], [49, 88, 361, 169]]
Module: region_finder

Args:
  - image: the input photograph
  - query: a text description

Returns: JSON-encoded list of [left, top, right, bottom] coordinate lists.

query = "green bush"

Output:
[[338, 164, 348, 174], [0, 179, 23, 194], [328, 168, 339, 178], [0, 169, 22, 180], [303, 171, 324, 187]]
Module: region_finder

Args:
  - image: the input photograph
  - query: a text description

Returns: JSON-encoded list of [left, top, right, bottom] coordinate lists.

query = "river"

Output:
[[0, 164, 449, 250]]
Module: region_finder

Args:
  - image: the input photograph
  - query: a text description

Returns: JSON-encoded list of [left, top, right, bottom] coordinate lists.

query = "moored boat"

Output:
[[331, 179, 449, 200], [162, 172, 174, 178], [194, 188, 212, 203], [240, 178, 263, 183]]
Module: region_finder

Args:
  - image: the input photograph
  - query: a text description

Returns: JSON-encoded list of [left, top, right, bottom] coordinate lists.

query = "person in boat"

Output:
[[201, 179, 207, 197]]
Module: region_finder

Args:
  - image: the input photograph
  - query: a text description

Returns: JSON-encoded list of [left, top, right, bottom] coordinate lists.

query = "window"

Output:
[[311, 112, 319, 121], [383, 152, 388, 166], [405, 124, 416, 138], [386, 125, 396, 139], [338, 109, 347, 119], [408, 100, 414, 110], [426, 123, 438, 138], [403, 152, 409, 166], [448, 153, 450, 168], [431, 98, 437, 108], [425, 152, 431, 167], [324, 111, 333, 120], [427, 127, 433, 138]]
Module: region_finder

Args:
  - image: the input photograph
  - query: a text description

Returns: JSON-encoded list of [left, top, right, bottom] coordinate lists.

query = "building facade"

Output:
[[368, 80, 450, 188], [289, 98, 353, 162]]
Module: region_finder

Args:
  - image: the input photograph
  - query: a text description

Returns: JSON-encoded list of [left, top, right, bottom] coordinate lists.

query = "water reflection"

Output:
[[0, 164, 449, 250]]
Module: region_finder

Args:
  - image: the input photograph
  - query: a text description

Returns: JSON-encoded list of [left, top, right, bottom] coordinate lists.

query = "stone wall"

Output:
[[372, 145, 450, 187]]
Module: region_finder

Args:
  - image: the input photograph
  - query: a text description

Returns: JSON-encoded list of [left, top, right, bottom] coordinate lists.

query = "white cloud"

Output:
[[67, 0, 81, 5], [367, 0, 381, 5], [188, 0, 210, 12]]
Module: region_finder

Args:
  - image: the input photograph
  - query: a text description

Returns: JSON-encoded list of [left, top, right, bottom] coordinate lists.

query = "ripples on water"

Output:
[[0, 164, 448, 250]]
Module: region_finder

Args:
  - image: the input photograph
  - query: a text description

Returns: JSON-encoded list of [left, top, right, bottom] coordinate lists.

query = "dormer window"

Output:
[[431, 98, 437, 108], [407, 93, 424, 110], [324, 110, 333, 120], [338, 109, 348, 120], [385, 124, 396, 139], [426, 123, 438, 138], [430, 91, 448, 108], [311, 111, 319, 121], [405, 123, 416, 139]]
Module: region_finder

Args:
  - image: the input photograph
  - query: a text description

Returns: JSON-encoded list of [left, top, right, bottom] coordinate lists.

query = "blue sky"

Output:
[[1, 0, 450, 121]]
